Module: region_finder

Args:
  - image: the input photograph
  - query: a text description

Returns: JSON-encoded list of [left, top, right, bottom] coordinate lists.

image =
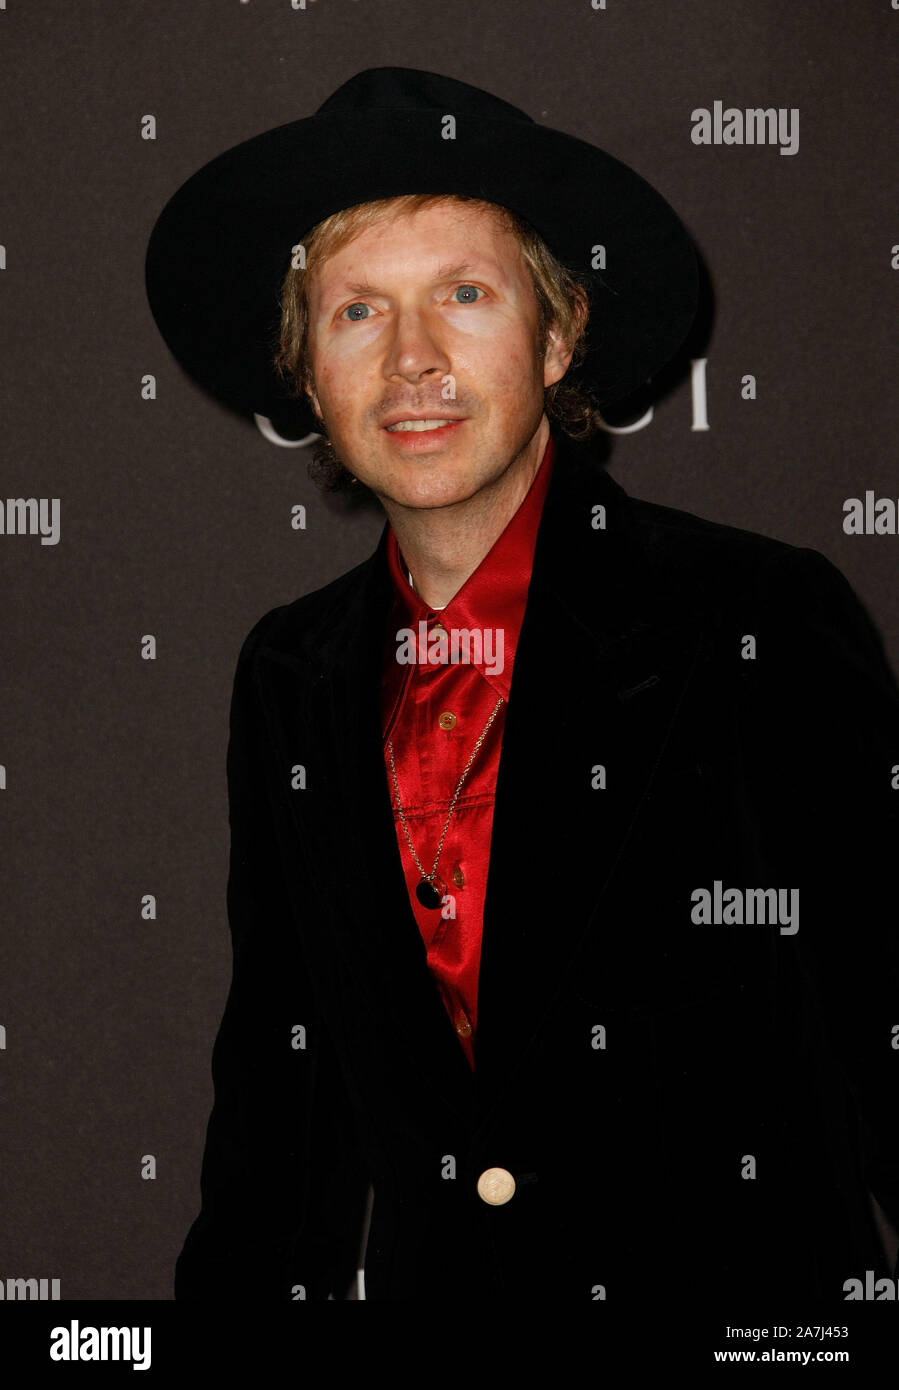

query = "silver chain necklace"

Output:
[[387, 696, 505, 909]]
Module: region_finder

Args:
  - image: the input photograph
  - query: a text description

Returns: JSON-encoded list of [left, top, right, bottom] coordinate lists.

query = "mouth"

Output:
[[381, 416, 467, 451], [384, 418, 462, 433]]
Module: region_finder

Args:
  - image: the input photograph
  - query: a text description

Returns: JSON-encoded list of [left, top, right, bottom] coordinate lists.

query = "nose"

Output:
[[382, 307, 452, 387]]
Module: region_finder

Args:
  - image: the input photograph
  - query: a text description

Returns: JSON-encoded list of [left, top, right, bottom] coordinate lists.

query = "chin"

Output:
[[385, 477, 479, 510]]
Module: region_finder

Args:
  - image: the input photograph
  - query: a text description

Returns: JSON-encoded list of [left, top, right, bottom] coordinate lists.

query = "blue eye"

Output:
[[452, 284, 483, 303], [341, 302, 372, 320]]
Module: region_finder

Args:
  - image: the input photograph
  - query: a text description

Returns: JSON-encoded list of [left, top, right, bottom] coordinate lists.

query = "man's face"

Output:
[[304, 201, 572, 511]]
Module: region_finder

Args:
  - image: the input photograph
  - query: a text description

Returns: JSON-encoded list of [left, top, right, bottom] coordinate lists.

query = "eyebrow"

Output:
[[335, 262, 490, 298]]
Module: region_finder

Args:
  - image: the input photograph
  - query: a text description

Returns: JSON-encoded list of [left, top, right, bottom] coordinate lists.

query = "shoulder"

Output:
[[624, 489, 861, 624], [231, 549, 380, 670], [622, 489, 898, 702], [556, 435, 849, 620]]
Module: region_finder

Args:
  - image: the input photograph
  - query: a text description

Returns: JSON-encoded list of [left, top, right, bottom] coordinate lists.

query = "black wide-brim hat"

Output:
[[145, 66, 698, 437]]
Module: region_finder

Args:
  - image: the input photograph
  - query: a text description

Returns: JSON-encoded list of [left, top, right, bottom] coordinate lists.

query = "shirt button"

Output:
[[452, 864, 464, 888], [430, 622, 448, 637], [455, 1009, 472, 1037], [438, 710, 457, 731], [477, 1167, 516, 1205]]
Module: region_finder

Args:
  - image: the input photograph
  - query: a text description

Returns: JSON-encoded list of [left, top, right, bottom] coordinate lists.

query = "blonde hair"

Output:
[[274, 192, 597, 489]]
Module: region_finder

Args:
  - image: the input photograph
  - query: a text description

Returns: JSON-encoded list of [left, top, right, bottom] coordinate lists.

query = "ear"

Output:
[[543, 322, 571, 389], [304, 376, 324, 422], [543, 288, 589, 388]]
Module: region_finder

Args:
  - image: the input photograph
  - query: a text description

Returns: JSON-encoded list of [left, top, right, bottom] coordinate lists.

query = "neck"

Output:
[[381, 416, 550, 610]]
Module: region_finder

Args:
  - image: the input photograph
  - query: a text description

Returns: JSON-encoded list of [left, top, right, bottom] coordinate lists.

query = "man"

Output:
[[146, 68, 899, 1306]]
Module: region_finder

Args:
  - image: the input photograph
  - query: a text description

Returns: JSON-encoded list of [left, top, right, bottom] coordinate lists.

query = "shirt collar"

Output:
[[384, 431, 556, 702]]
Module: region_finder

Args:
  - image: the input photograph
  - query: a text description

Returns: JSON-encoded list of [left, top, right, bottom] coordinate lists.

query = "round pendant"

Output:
[[416, 878, 444, 909]]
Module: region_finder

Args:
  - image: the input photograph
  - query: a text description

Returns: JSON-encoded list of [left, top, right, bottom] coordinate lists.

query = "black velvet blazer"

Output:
[[175, 426, 899, 1306]]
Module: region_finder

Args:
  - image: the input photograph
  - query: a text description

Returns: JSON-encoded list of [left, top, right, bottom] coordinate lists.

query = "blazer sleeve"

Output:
[[174, 608, 371, 1301], [756, 547, 899, 1263]]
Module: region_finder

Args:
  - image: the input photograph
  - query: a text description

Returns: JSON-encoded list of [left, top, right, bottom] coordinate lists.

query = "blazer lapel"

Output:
[[473, 433, 709, 1110], [255, 536, 477, 1121]]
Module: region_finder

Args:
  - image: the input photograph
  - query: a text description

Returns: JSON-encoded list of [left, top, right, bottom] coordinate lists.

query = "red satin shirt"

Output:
[[380, 434, 555, 1068]]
